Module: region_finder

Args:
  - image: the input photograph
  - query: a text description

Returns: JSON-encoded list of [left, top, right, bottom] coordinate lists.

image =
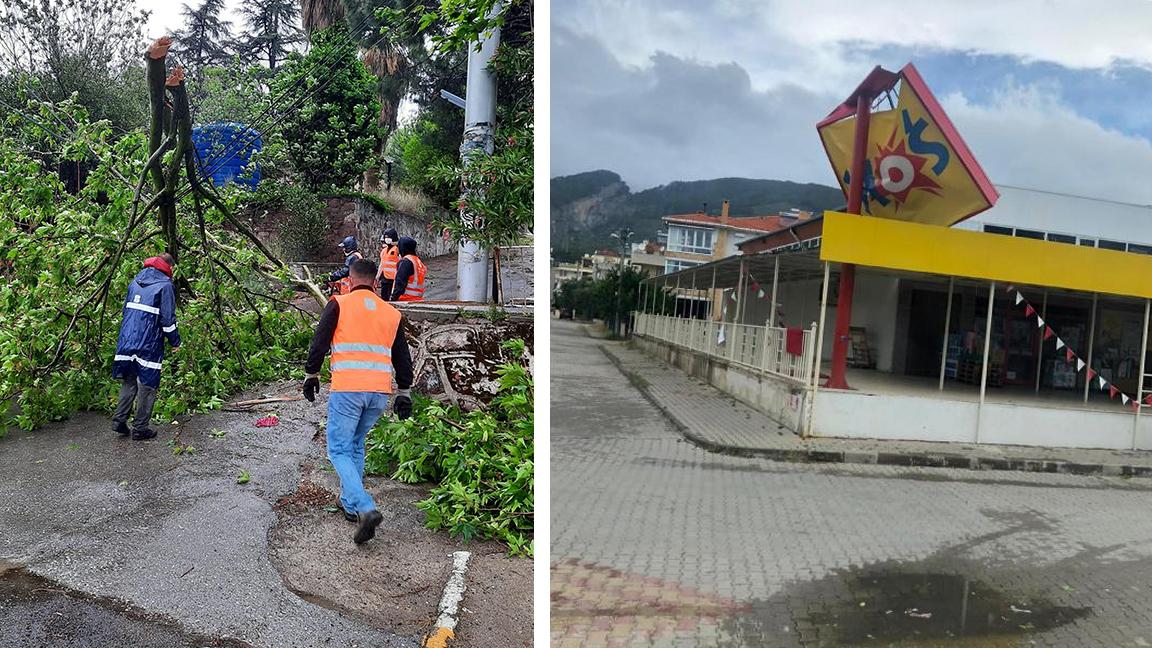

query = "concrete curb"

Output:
[[422, 551, 471, 648], [599, 344, 1152, 479]]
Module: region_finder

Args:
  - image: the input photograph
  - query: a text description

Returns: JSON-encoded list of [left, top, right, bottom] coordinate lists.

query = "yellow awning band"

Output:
[[820, 210, 1152, 299]]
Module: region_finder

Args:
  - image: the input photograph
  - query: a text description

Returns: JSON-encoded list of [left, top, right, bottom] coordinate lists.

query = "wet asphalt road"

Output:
[[0, 386, 416, 648], [551, 319, 1152, 647]]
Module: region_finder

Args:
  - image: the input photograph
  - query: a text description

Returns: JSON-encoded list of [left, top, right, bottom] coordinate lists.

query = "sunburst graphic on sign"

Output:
[[872, 132, 942, 207]]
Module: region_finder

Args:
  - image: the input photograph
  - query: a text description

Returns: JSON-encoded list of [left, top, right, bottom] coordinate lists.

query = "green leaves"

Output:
[[0, 97, 313, 437], [271, 23, 381, 192], [236, 470, 251, 484], [365, 341, 534, 556]]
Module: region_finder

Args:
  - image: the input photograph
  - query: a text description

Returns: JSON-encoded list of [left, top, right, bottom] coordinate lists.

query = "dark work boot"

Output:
[[114, 421, 130, 436], [354, 510, 383, 544], [131, 428, 157, 441]]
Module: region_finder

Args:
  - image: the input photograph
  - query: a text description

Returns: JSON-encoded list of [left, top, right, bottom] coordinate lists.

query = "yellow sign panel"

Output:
[[820, 211, 1152, 300], [817, 64, 997, 226]]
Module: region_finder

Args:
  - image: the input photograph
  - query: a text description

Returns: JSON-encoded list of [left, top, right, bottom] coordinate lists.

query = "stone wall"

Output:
[[253, 195, 453, 264], [353, 200, 455, 261], [401, 308, 533, 410]]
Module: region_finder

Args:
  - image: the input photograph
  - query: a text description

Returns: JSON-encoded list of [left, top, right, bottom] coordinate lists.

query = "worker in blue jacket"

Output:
[[111, 253, 181, 440]]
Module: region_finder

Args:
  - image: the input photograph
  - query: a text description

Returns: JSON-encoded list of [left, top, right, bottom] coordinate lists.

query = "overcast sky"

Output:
[[552, 0, 1152, 203], [140, 1, 243, 39]]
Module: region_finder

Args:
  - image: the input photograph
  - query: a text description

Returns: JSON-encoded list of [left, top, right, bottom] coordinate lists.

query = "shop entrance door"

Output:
[[1003, 312, 1038, 385]]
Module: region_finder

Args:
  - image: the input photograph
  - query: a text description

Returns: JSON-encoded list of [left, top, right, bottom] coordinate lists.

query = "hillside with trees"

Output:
[[551, 170, 845, 260]]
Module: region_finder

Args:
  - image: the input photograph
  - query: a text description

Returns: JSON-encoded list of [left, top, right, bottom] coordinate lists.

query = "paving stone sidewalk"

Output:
[[602, 338, 1152, 478]]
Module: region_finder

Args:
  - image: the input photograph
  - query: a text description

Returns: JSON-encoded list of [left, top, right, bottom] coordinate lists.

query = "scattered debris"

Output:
[[209, 428, 226, 438], [1010, 605, 1033, 614], [236, 470, 250, 485], [905, 608, 932, 619], [255, 415, 280, 428], [225, 396, 302, 412]]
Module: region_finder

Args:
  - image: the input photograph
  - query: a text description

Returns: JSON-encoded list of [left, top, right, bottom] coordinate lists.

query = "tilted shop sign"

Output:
[[817, 63, 998, 226]]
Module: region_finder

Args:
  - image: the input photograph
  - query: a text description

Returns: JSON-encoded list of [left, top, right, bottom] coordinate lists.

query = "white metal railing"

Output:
[[634, 313, 817, 385]]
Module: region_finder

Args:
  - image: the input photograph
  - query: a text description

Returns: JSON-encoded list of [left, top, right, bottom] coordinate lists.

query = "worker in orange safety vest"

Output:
[[375, 228, 400, 300], [388, 236, 426, 302], [303, 258, 414, 544]]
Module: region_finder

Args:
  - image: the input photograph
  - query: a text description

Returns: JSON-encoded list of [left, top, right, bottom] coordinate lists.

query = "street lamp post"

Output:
[[610, 227, 633, 336]]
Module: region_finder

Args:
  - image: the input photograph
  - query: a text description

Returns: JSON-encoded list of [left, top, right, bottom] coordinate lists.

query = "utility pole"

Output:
[[611, 227, 633, 336], [456, 2, 503, 302]]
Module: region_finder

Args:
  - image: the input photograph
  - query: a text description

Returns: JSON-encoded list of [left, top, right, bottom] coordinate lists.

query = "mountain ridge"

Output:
[[550, 170, 846, 259]]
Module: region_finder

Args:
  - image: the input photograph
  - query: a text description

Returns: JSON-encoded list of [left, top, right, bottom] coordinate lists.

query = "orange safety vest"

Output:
[[329, 291, 401, 393], [380, 245, 400, 280], [397, 254, 427, 301]]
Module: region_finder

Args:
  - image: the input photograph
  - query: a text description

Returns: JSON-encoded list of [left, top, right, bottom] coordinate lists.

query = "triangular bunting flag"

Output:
[[1123, 394, 1130, 405], [1055, 338, 1065, 350], [1037, 316, 1045, 329], [1088, 368, 1097, 381], [1025, 304, 1035, 317], [1005, 284, 1015, 293], [1110, 385, 1120, 398], [1066, 348, 1075, 362], [1144, 395, 1152, 406], [1078, 359, 1086, 372], [1099, 375, 1107, 389], [1043, 326, 1054, 340], [1015, 292, 1024, 305], [1132, 400, 1141, 412], [757, 289, 765, 299], [750, 282, 761, 292]]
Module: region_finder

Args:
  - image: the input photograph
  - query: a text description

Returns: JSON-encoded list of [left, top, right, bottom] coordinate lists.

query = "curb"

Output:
[[422, 551, 471, 648], [599, 344, 1152, 479]]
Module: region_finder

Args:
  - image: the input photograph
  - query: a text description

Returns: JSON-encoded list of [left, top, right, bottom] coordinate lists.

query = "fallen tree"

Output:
[[0, 37, 323, 434]]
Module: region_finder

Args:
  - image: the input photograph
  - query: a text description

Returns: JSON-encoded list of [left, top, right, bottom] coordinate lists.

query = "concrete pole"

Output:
[[709, 265, 718, 321], [806, 261, 832, 438], [1034, 291, 1048, 394], [1134, 298, 1150, 450], [690, 270, 698, 319], [1084, 293, 1098, 404], [735, 259, 748, 325], [976, 281, 996, 444], [769, 254, 781, 328], [456, 1, 503, 302], [938, 277, 954, 391]]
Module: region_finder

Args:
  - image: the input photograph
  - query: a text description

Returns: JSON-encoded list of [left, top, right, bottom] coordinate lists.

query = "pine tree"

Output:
[[172, 0, 233, 79], [240, 0, 304, 70]]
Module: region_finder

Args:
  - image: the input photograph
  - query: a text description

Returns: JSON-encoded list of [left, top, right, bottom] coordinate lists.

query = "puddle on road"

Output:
[[0, 560, 252, 647], [722, 568, 1090, 647]]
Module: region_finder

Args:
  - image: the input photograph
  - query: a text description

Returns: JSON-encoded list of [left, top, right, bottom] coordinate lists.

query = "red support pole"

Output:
[[826, 92, 872, 389]]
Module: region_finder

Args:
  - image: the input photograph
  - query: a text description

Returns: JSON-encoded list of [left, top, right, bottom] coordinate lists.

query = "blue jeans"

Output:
[[326, 391, 390, 514]]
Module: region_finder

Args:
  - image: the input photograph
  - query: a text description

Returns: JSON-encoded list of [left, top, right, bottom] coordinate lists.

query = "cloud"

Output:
[[942, 85, 1152, 204], [553, 2, 1152, 202], [551, 27, 840, 189]]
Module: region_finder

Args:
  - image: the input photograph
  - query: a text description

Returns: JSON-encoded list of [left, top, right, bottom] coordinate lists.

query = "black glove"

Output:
[[394, 389, 413, 420], [303, 375, 320, 402]]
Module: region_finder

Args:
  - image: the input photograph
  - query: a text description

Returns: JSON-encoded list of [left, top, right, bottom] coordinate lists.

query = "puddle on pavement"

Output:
[[722, 568, 1090, 647], [0, 560, 252, 647]]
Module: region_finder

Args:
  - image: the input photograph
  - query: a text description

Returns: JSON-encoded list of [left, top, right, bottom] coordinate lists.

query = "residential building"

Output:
[[629, 240, 666, 277], [663, 200, 812, 274]]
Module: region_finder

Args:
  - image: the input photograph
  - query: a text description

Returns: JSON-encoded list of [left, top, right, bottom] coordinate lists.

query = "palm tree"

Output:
[[300, 0, 346, 35]]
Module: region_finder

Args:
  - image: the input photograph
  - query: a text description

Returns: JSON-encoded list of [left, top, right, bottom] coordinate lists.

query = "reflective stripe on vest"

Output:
[[329, 291, 401, 393], [380, 246, 400, 280], [397, 254, 427, 302]]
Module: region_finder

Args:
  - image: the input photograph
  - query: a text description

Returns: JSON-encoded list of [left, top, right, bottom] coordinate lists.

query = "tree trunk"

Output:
[[300, 0, 346, 36]]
